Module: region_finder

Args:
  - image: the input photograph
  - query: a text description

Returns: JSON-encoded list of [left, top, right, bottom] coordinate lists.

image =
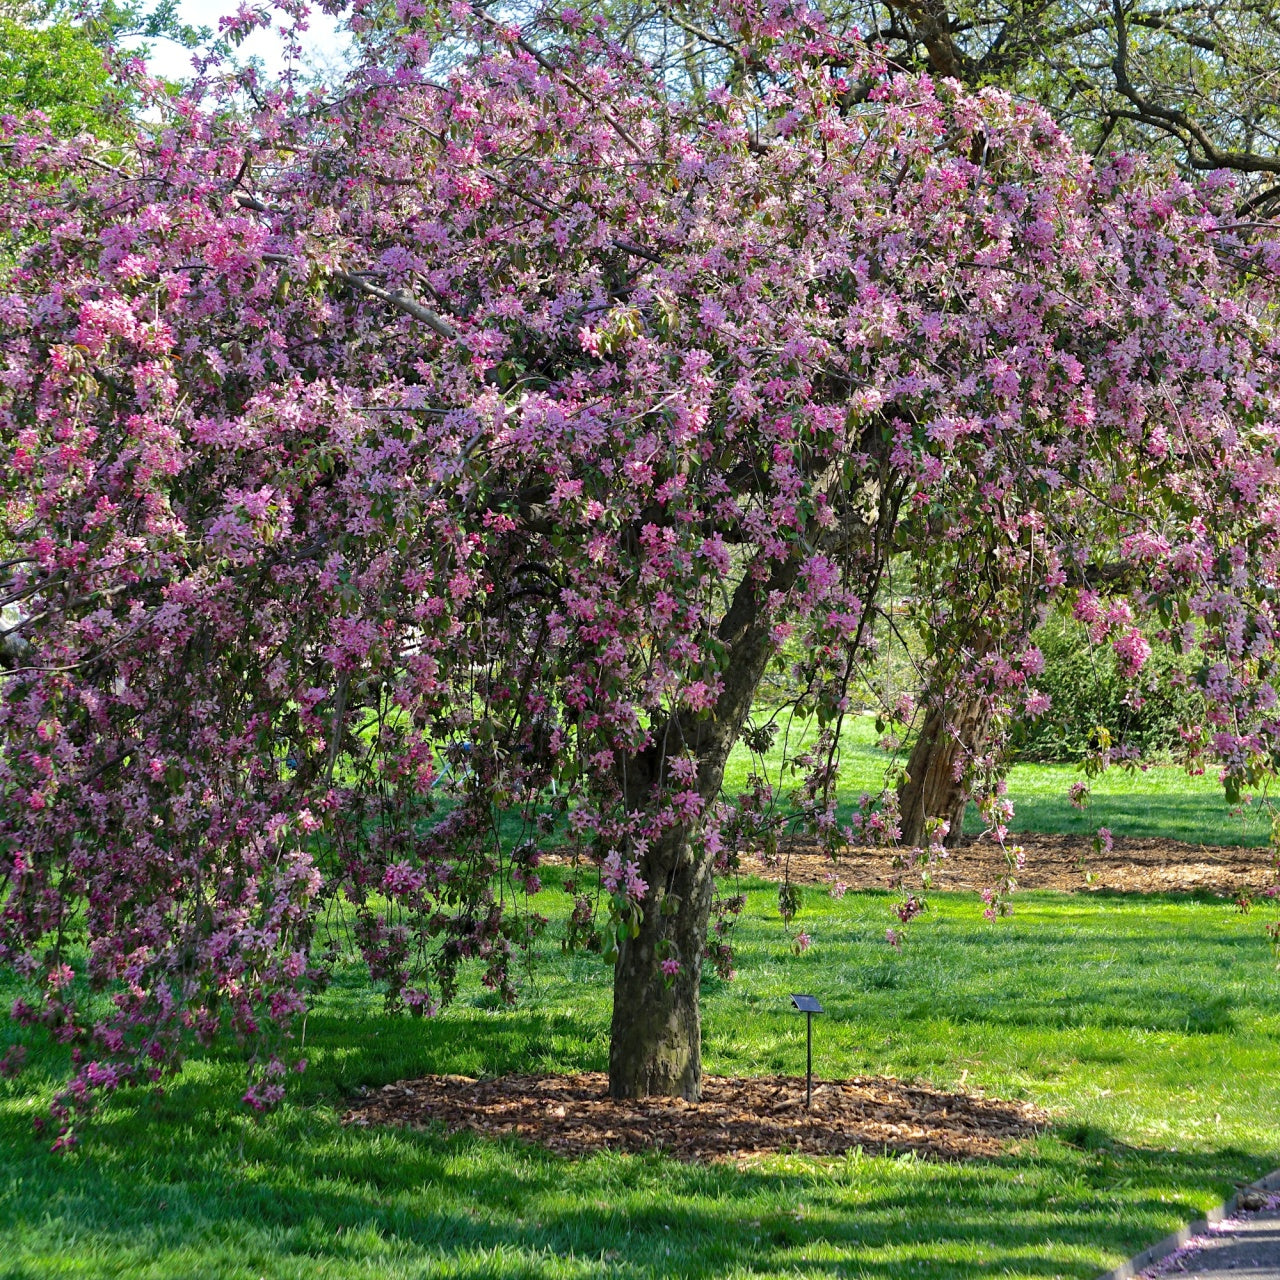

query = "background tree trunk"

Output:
[[897, 696, 987, 850]]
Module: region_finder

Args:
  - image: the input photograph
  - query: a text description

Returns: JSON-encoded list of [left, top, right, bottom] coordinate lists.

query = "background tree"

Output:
[[0, 5, 123, 137], [0, 0, 204, 137]]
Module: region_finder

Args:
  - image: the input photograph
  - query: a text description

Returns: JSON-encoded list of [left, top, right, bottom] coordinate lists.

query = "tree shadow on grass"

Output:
[[0, 1097, 1268, 1280], [0, 1007, 1272, 1280]]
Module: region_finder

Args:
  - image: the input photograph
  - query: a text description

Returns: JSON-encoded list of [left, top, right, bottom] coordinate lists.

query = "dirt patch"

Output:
[[737, 832, 1277, 897], [342, 1071, 1046, 1163]]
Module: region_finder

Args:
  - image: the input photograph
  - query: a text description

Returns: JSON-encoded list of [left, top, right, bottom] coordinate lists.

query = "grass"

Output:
[[722, 715, 1272, 846], [2, 866, 1279, 1279]]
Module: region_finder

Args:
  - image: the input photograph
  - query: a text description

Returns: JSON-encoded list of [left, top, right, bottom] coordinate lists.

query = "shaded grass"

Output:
[[721, 716, 1271, 847], [2, 877, 1278, 1278]]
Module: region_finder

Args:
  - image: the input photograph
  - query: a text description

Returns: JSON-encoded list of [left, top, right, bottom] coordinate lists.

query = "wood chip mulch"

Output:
[[341, 1071, 1047, 1163], [739, 831, 1277, 897]]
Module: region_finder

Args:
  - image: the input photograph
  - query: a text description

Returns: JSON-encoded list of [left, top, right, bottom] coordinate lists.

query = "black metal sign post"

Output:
[[790, 994, 823, 1107]]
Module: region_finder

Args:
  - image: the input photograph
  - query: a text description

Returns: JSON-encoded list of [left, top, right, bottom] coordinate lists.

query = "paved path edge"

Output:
[[1094, 1168, 1280, 1280]]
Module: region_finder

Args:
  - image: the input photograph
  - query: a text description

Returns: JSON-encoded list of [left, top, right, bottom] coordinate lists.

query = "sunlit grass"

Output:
[[722, 715, 1271, 846]]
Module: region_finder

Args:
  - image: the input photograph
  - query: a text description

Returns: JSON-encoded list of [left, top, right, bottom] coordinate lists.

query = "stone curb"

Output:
[[1094, 1168, 1280, 1280]]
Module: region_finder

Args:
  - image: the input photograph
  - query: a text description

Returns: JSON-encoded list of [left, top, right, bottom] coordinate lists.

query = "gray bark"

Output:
[[608, 553, 798, 1100]]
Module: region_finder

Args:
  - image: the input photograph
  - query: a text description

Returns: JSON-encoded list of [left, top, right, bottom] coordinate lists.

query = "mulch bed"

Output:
[[736, 832, 1277, 897], [545, 833, 1274, 896], [342, 1071, 1047, 1163]]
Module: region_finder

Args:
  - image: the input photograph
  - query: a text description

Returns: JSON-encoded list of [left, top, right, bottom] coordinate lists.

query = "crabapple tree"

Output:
[[1, 1, 1279, 1139]]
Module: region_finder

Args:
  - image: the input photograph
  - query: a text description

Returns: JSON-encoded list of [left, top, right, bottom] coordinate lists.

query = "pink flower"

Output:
[[600, 851, 623, 894], [896, 895, 924, 923], [885, 928, 903, 949], [660, 958, 681, 978], [1018, 647, 1045, 676], [623, 861, 648, 901], [1024, 691, 1051, 717], [1074, 591, 1102, 625], [1113, 629, 1152, 676], [47, 965, 75, 991]]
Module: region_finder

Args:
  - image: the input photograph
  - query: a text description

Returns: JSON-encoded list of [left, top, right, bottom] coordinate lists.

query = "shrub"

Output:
[[1013, 614, 1202, 762]]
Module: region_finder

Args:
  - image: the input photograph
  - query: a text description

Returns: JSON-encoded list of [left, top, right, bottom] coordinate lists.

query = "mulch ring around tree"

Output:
[[342, 1072, 1047, 1163], [738, 832, 1277, 897]]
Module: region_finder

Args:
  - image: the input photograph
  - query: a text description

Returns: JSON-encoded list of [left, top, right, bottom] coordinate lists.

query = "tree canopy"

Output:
[[1, 0, 1278, 1142]]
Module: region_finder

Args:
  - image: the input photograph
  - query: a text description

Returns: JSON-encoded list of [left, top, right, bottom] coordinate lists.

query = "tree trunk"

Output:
[[607, 552, 800, 1101], [897, 696, 987, 850], [607, 825, 715, 1100]]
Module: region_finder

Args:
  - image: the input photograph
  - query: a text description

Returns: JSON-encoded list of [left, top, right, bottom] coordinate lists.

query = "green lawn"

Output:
[[723, 715, 1272, 846], [2, 869, 1278, 1279]]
